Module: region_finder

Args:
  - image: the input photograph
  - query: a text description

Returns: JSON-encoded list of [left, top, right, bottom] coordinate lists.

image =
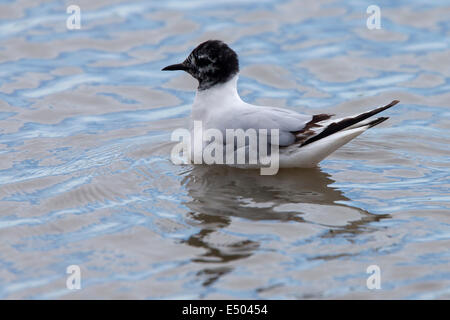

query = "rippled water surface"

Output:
[[0, 0, 449, 299]]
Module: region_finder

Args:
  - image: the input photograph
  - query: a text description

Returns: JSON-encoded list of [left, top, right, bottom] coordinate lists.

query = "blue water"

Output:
[[0, 0, 449, 299]]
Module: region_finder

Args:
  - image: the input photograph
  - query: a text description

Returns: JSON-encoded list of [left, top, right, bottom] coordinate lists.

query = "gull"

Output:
[[162, 40, 399, 169]]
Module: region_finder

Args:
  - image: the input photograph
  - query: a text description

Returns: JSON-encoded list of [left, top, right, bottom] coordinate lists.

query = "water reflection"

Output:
[[180, 166, 390, 273]]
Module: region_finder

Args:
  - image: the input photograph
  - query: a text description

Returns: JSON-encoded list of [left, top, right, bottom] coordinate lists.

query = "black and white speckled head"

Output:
[[162, 40, 239, 90]]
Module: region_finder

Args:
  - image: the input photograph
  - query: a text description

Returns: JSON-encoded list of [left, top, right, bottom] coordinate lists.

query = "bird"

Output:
[[162, 40, 399, 170]]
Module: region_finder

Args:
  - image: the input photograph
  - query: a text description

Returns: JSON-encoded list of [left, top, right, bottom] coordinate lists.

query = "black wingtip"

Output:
[[367, 116, 389, 128], [387, 100, 400, 107], [300, 100, 399, 147], [370, 100, 400, 115]]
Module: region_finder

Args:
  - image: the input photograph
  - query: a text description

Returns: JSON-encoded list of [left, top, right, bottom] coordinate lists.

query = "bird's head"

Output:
[[162, 40, 239, 90]]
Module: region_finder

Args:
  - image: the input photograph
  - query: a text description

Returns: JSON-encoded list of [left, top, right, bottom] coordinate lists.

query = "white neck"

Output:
[[192, 75, 242, 117]]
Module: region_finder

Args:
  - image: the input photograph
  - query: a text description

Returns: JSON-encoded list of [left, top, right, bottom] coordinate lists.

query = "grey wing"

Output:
[[230, 106, 314, 146]]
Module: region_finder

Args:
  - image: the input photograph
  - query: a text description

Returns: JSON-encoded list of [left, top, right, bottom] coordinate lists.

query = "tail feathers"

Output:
[[300, 100, 399, 147]]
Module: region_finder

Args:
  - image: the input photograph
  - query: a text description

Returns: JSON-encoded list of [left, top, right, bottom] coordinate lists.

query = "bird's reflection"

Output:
[[179, 165, 389, 287]]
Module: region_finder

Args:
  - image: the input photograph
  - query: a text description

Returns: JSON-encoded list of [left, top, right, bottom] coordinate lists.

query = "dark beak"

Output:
[[162, 63, 189, 71]]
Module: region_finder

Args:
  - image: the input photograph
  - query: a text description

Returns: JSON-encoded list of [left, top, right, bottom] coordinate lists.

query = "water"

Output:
[[0, 0, 449, 299]]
